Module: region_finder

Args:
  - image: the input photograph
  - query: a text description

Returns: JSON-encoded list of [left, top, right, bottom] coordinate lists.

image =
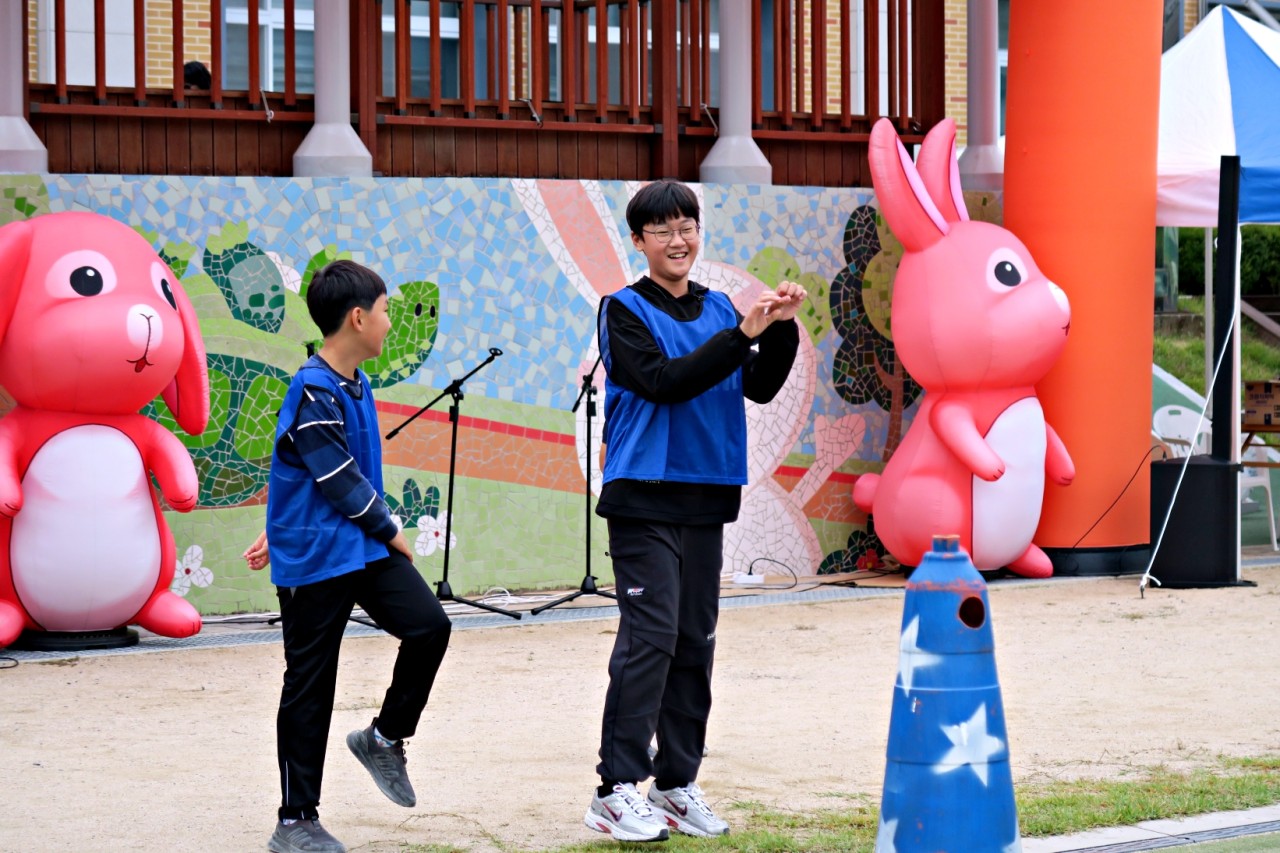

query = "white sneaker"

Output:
[[584, 782, 671, 842], [647, 782, 730, 837]]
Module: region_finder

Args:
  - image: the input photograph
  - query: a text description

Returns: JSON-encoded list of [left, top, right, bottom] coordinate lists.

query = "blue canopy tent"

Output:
[[1158, 5, 1280, 226]]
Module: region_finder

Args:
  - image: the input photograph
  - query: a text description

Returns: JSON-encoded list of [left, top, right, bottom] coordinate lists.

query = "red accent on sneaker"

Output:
[[664, 795, 688, 817]]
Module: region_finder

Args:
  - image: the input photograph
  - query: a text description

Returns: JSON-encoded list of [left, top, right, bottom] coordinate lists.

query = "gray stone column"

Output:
[[294, 0, 372, 177], [956, 0, 1002, 191], [699, 0, 771, 184], [0, 2, 49, 173]]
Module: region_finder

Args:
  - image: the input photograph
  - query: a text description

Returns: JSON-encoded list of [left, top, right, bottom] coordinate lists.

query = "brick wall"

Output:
[[23, 0, 214, 87], [944, 0, 966, 145], [27, 0, 38, 82], [144, 0, 213, 88], [1184, 0, 1200, 35], [824, 2, 843, 114]]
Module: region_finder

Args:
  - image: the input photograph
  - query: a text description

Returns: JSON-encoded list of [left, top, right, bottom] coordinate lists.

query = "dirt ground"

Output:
[[2, 566, 1279, 853]]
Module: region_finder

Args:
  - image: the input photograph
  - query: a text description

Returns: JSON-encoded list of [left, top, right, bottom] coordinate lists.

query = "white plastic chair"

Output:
[[1152, 405, 1211, 458], [1241, 445, 1279, 550]]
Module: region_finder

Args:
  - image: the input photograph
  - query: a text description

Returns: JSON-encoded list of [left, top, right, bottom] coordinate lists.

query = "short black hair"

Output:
[[183, 61, 211, 90], [625, 180, 700, 236], [307, 260, 387, 337]]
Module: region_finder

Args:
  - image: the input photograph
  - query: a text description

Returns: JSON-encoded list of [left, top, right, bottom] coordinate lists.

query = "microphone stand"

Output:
[[387, 347, 521, 620], [531, 354, 617, 615]]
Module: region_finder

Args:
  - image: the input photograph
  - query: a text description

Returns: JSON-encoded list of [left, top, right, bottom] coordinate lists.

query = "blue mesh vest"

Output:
[[266, 360, 389, 587], [600, 286, 748, 485]]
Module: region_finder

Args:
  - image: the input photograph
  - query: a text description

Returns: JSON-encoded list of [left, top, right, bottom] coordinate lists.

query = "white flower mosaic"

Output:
[[171, 545, 214, 597], [414, 513, 457, 556]]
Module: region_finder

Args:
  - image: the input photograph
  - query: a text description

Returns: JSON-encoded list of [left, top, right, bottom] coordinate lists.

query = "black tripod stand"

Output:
[[532, 355, 617, 615], [387, 347, 521, 620]]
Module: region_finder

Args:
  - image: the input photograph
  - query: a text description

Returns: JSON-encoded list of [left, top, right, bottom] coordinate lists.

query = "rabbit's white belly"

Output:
[[12, 425, 161, 631], [971, 398, 1047, 570]]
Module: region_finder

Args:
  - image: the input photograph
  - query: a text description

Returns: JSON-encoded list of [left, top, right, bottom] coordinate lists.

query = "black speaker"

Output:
[[1149, 457, 1240, 587]]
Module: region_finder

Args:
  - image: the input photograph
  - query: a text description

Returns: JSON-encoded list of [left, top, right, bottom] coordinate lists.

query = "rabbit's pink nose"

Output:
[[1048, 282, 1070, 315], [127, 304, 165, 349]]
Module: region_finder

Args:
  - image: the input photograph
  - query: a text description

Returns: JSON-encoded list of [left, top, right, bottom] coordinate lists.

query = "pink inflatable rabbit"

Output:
[[0, 212, 209, 646], [852, 118, 1074, 578]]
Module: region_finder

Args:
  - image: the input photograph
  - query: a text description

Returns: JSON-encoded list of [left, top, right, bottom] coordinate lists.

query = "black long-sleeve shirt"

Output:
[[595, 276, 800, 524]]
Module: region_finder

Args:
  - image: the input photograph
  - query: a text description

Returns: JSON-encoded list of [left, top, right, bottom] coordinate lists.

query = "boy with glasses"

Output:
[[584, 180, 805, 841]]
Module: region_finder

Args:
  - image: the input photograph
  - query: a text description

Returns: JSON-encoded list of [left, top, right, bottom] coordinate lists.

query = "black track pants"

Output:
[[597, 519, 722, 786], [276, 551, 452, 820]]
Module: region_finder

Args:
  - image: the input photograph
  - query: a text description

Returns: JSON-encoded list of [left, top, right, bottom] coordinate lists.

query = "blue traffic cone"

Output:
[[874, 535, 1021, 852]]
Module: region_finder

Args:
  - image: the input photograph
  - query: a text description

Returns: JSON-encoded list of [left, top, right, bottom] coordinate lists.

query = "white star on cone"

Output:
[[933, 703, 1005, 786], [897, 615, 944, 696], [873, 816, 898, 853]]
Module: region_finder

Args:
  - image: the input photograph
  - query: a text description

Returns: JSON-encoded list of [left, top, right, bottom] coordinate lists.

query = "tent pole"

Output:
[[1205, 226, 1213, 397], [1234, 225, 1243, 580]]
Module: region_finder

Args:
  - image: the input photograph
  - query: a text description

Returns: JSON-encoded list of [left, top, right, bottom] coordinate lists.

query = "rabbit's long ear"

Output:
[[0, 220, 34, 346], [915, 118, 969, 225], [868, 118, 949, 252], [160, 272, 210, 436]]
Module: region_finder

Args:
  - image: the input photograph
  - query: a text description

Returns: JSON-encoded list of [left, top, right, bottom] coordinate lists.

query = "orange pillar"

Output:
[[1003, 0, 1162, 572]]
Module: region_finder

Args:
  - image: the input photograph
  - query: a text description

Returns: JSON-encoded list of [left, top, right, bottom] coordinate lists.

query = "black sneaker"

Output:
[[346, 721, 417, 807], [267, 818, 346, 853]]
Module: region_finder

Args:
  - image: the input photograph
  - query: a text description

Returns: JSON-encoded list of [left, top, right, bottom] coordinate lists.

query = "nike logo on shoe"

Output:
[[603, 802, 623, 821], [664, 796, 688, 817]]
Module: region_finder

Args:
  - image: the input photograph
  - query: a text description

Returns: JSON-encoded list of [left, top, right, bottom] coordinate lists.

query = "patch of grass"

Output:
[[1156, 299, 1280, 395], [1018, 762, 1280, 837], [542, 757, 1280, 853]]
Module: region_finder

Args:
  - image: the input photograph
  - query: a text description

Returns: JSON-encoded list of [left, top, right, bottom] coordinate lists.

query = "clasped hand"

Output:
[[740, 280, 807, 339]]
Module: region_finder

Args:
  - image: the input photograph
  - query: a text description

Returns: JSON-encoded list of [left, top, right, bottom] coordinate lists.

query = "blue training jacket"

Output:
[[600, 286, 748, 486], [266, 358, 391, 586]]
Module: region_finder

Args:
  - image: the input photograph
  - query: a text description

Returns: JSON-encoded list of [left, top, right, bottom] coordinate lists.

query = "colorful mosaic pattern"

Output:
[[0, 175, 940, 615], [831, 205, 924, 460]]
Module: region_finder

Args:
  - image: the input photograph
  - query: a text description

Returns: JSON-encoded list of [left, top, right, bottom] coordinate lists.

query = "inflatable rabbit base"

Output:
[[0, 212, 210, 647], [852, 119, 1074, 578]]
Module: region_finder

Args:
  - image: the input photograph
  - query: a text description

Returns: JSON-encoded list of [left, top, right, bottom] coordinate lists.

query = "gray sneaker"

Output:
[[647, 783, 730, 837], [584, 782, 670, 842], [267, 819, 346, 853], [346, 722, 416, 807]]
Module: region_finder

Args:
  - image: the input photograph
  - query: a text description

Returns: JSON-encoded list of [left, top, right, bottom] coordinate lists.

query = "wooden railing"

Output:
[[22, 0, 943, 185]]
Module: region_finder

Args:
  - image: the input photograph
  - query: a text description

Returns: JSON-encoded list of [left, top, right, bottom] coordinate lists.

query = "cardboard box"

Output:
[[1244, 381, 1280, 426]]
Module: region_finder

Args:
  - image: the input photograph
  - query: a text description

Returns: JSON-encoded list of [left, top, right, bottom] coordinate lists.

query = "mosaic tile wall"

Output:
[[0, 175, 956, 615]]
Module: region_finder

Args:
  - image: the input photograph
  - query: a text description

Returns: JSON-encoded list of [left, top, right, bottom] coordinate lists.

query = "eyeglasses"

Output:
[[642, 223, 701, 244]]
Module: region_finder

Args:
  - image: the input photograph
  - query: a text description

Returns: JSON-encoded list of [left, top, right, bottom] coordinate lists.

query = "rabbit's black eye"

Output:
[[70, 266, 104, 296], [993, 261, 1021, 287], [159, 277, 177, 310]]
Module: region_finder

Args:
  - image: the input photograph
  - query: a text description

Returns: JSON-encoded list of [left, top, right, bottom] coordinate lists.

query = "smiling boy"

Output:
[[584, 181, 806, 842]]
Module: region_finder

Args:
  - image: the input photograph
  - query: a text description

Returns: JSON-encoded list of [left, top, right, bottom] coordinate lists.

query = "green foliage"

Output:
[[384, 479, 441, 527], [203, 223, 287, 333], [1179, 226, 1280, 297], [141, 227, 441, 507], [158, 241, 198, 279], [1153, 301, 1280, 395], [746, 248, 833, 346], [364, 280, 441, 389], [819, 520, 887, 574], [233, 373, 291, 461], [301, 245, 352, 297], [151, 369, 232, 451], [0, 176, 50, 225]]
